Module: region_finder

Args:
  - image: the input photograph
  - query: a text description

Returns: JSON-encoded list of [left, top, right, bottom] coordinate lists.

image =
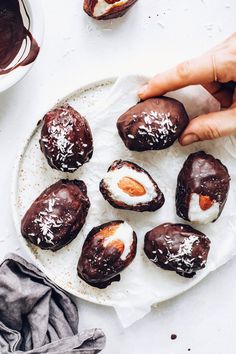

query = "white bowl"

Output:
[[0, 0, 44, 93]]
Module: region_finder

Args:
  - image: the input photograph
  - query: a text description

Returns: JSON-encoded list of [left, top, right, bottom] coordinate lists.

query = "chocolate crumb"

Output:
[[171, 334, 177, 340]]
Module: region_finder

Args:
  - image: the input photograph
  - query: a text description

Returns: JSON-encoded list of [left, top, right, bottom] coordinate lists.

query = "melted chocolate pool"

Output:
[[0, 0, 39, 75]]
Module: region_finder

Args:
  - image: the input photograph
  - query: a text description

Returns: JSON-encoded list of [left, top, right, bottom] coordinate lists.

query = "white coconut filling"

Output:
[[102, 166, 157, 206], [93, 0, 129, 17], [103, 221, 133, 261], [188, 193, 220, 224]]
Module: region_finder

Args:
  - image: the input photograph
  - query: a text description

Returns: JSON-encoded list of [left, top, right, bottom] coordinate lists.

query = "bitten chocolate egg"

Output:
[[40, 105, 93, 173], [144, 223, 211, 278], [176, 151, 230, 224], [77, 220, 137, 288], [99, 160, 165, 212], [117, 97, 189, 151], [83, 0, 138, 20], [21, 179, 90, 251]]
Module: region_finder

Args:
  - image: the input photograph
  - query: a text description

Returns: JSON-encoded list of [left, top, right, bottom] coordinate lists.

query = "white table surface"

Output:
[[0, 0, 235, 353]]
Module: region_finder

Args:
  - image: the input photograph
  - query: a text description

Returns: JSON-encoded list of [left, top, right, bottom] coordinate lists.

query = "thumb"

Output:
[[179, 107, 236, 146]]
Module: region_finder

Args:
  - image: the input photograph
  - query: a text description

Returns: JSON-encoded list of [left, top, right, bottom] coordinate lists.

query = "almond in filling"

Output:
[[98, 223, 120, 239], [118, 176, 146, 197], [103, 222, 134, 261], [188, 193, 219, 224], [199, 195, 214, 211]]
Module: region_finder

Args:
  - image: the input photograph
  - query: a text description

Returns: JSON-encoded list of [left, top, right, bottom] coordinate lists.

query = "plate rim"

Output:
[[11, 76, 210, 308]]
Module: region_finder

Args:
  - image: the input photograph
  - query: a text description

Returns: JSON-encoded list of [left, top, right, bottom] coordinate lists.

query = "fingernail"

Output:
[[138, 84, 148, 97], [181, 133, 199, 146]]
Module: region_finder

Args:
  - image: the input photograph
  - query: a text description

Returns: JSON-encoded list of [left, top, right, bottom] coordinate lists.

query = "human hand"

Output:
[[139, 33, 236, 146]]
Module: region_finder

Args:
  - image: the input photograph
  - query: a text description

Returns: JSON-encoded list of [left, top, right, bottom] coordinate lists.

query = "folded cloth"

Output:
[[0, 254, 106, 354]]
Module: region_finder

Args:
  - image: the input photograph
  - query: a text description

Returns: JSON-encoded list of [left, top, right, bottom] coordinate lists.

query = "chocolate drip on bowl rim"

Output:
[[0, 0, 40, 75]]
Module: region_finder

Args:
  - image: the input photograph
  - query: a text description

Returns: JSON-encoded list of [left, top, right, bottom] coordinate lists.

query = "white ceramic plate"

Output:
[[11, 77, 236, 312], [0, 0, 44, 92]]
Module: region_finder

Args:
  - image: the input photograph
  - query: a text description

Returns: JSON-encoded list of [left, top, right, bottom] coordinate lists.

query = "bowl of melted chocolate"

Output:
[[0, 0, 44, 92]]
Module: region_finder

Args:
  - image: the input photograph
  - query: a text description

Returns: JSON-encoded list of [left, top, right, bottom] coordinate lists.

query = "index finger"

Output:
[[139, 54, 214, 100]]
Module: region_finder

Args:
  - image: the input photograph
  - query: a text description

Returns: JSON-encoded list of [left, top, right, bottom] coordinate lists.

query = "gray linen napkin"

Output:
[[0, 254, 106, 354]]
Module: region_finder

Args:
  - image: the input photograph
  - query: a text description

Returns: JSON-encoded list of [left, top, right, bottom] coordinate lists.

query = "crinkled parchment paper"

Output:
[[15, 75, 236, 327]]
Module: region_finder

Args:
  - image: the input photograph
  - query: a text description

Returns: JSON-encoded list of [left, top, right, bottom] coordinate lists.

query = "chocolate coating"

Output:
[[144, 223, 210, 278], [176, 151, 230, 222], [77, 220, 137, 288], [117, 97, 189, 151], [21, 179, 90, 251], [0, 0, 40, 75], [40, 105, 93, 173], [99, 160, 165, 212], [83, 0, 138, 20]]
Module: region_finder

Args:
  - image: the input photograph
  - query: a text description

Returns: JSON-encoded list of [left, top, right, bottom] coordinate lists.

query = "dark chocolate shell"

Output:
[[40, 105, 93, 173], [176, 151, 230, 224], [83, 0, 138, 20], [21, 179, 90, 251], [117, 97, 189, 151], [144, 223, 211, 278], [77, 220, 137, 288]]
